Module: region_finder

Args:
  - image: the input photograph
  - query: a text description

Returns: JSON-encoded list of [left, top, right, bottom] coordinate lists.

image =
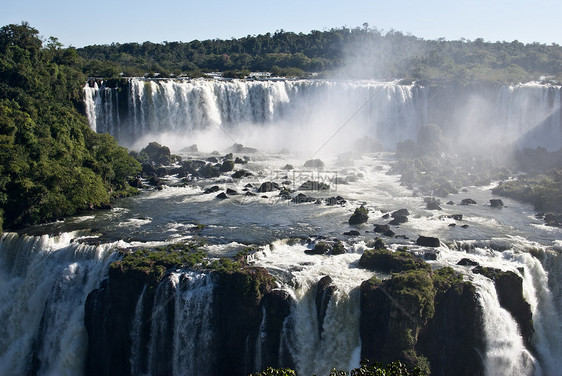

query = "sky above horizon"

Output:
[[2, 0, 561, 48]]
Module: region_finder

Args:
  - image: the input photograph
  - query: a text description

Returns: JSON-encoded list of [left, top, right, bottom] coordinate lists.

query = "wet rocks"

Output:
[[305, 240, 346, 255], [232, 169, 252, 179], [303, 159, 325, 169], [389, 215, 408, 226], [298, 181, 330, 191], [258, 182, 280, 192], [203, 185, 221, 194], [425, 197, 442, 210], [490, 199, 504, 208], [349, 205, 369, 225], [457, 258, 479, 266], [461, 198, 477, 205], [216, 192, 228, 200], [416, 236, 440, 247], [219, 160, 235, 172]]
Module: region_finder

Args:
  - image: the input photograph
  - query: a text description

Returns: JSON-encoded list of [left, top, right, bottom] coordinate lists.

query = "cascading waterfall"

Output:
[[84, 78, 562, 152], [517, 251, 562, 376], [83, 78, 428, 150], [0, 232, 119, 376], [141, 271, 217, 376], [497, 83, 562, 150], [474, 275, 539, 376], [445, 240, 562, 376], [252, 241, 374, 376]]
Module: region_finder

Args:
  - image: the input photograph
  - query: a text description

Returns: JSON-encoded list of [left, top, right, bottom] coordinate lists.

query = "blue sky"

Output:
[[2, 0, 561, 47]]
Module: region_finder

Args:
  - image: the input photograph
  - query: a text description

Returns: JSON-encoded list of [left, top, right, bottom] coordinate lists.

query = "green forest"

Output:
[[77, 25, 562, 84], [0, 23, 140, 232]]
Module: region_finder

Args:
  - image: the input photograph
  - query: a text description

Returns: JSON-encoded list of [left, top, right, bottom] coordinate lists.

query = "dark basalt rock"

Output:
[[219, 160, 235, 172], [490, 199, 504, 208], [141, 162, 157, 176], [231, 169, 252, 179], [199, 163, 221, 178], [203, 185, 220, 194], [156, 166, 168, 177], [305, 241, 331, 255], [331, 241, 346, 255], [461, 198, 477, 205], [140, 142, 173, 166], [216, 192, 228, 200], [206, 156, 219, 163], [234, 157, 247, 164], [457, 258, 479, 266], [316, 276, 337, 335], [389, 215, 408, 225], [291, 193, 316, 204], [426, 198, 442, 210], [148, 175, 162, 187], [223, 153, 233, 160], [373, 224, 391, 233], [282, 164, 294, 170], [361, 266, 486, 376], [447, 201, 455, 205], [349, 205, 369, 225], [258, 182, 280, 192], [416, 236, 440, 247], [226, 188, 238, 195], [392, 208, 410, 218], [303, 159, 325, 169], [298, 181, 330, 191], [260, 289, 295, 370], [343, 230, 361, 236], [359, 247, 428, 273], [452, 214, 463, 221], [383, 229, 396, 237]]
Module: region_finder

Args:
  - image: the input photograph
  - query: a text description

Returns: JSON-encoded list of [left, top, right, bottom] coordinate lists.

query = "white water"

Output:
[[84, 78, 562, 152], [474, 275, 539, 376], [0, 232, 119, 376], [251, 240, 376, 375]]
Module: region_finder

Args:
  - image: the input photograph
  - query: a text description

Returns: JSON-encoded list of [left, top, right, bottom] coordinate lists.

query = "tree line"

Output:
[[76, 26, 562, 84]]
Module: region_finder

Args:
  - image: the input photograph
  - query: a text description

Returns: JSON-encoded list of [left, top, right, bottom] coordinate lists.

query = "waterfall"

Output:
[[518, 252, 562, 376], [497, 83, 562, 150], [474, 274, 539, 376], [84, 78, 428, 151], [142, 271, 217, 376], [0, 232, 118, 376], [84, 78, 562, 152]]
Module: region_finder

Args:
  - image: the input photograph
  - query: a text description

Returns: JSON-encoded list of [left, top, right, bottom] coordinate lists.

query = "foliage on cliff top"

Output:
[[75, 25, 562, 84], [0, 23, 141, 231], [492, 168, 562, 213], [359, 247, 430, 274], [251, 360, 426, 375]]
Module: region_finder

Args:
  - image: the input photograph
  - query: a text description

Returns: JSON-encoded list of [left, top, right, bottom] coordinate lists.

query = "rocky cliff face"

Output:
[[360, 269, 486, 375], [84, 246, 534, 376], [84, 250, 290, 376]]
